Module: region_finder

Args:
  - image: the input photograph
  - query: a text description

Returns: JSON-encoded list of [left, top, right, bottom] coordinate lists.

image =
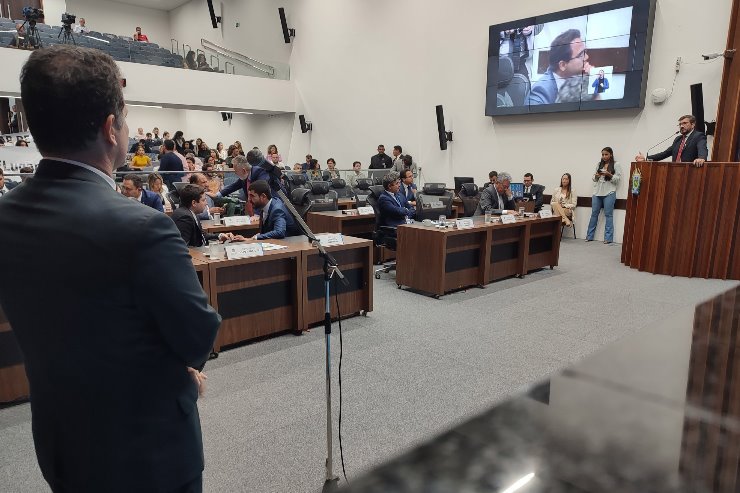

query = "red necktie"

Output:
[[676, 136, 687, 162], [244, 179, 253, 216]]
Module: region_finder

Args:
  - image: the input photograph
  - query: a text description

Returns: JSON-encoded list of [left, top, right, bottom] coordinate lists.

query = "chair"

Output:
[[289, 188, 312, 221], [458, 183, 480, 217], [366, 185, 397, 279], [167, 190, 180, 208], [353, 178, 374, 207], [286, 172, 308, 193], [561, 214, 577, 239], [416, 183, 453, 221], [330, 178, 352, 198], [307, 181, 338, 212]]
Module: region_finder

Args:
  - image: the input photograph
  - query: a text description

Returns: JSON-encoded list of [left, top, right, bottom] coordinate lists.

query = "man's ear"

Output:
[[102, 114, 117, 147]]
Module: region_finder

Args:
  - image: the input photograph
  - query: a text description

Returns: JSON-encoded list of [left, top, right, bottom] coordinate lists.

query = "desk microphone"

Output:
[[645, 131, 679, 160]]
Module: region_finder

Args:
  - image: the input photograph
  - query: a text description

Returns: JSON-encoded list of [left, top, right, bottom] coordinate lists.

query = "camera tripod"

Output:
[[21, 20, 42, 48], [58, 24, 76, 45]]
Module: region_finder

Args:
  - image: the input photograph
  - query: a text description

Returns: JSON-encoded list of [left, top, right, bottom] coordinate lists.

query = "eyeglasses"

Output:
[[569, 49, 587, 61]]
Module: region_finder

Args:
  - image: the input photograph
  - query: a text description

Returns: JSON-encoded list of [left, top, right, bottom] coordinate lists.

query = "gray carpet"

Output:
[[1, 239, 737, 492]]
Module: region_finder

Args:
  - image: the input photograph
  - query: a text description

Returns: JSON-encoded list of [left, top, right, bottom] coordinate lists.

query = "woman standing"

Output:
[[173, 130, 185, 154], [550, 173, 577, 227], [586, 147, 621, 244]]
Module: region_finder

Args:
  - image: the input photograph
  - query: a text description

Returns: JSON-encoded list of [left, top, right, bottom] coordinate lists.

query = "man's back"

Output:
[[0, 160, 220, 491]]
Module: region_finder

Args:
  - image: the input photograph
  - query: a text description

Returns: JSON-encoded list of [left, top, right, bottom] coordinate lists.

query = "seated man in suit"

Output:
[[0, 168, 20, 196], [171, 184, 245, 246], [526, 29, 590, 106], [635, 114, 708, 168], [121, 173, 164, 212], [189, 172, 227, 220], [248, 180, 301, 240], [399, 168, 417, 208], [521, 172, 545, 212], [378, 171, 415, 228], [475, 171, 519, 215]]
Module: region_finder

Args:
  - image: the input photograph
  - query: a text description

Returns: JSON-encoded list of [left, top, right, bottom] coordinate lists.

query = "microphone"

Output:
[[645, 131, 679, 160]]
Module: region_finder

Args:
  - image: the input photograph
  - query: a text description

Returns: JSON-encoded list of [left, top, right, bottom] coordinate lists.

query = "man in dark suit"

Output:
[[636, 114, 708, 167], [522, 172, 545, 212], [0, 46, 221, 493], [369, 144, 393, 169], [120, 173, 164, 212], [247, 179, 301, 239], [172, 184, 243, 246], [475, 171, 519, 215], [526, 29, 590, 106], [0, 168, 20, 196], [399, 168, 417, 208], [378, 171, 415, 228], [158, 138, 184, 188]]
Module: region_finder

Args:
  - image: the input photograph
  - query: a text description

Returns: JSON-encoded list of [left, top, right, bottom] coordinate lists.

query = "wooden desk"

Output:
[[396, 216, 561, 297], [307, 210, 394, 264], [201, 218, 260, 237], [337, 198, 356, 210], [191, 242, 304, 351]]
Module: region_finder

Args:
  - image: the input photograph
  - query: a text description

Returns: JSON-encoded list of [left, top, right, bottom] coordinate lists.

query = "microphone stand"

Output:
[[644, 131, 679, 161], [277, 189, 349, 492]]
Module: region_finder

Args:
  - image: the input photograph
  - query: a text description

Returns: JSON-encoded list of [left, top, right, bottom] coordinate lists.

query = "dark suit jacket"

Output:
[[0, 159, 220, 492], [475, 186, 517, 215], [400, 182, 417, 203], [526, 67, 558, 106], [140, 188, 164, 212], [157, 152, 184, 187], [648, 131, 709, 162], [257, 198, 300, 239], [171, 206, 219, 246], [378, 190, 414, 227], [369, 153, 393, 169], [522, 183, 545, 212]]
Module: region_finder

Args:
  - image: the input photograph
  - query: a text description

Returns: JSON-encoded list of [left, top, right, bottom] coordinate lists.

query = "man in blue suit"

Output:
[[248, 179, 301, 239], [157, 139, 184, 188], [121, 173, 164, 212], [378, 171, 415, 228], [399, 168, 417, 208], [526, 29, 591, 106]]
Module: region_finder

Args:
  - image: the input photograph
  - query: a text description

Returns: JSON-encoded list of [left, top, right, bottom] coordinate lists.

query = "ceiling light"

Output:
[[128, 104, 163, 109], [501, 473, 535, 493]]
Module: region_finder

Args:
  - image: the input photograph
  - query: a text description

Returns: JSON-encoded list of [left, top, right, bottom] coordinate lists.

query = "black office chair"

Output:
[[366, 185, 397, 279], [372, 176, 383, 185], [458, 183, 480, 217], [307, 181, 339, 212], [166, 190, 180, 208], [286, 173, 308, 193], [353, 178, 374, 207], [416, 183, 454, 221], [290, 188, 312, 221], [330, 178, 352, 199]]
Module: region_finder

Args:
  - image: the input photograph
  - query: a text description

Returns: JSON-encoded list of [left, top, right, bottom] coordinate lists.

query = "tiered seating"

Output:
[[0, 17, 183, 69]]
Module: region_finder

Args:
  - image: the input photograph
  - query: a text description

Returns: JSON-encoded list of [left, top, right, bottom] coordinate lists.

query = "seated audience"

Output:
[[485, 170, 498, 188], [133, 26, 149, 42], [73, 18, 89, 34], [225, 145, 241, 167], [307, 159, 322, 180], [0, 169, 19, 196], [475, 171, 518, 215], [197, 142, 211, 160], [209, 149, 224, 166], [202, 163, 223, 194], [184, 51, 197, 70], [248, 180, 301, 240], [394, 154, 418, 177], [196, 53, 214, 71], [147, 172, 170, 211], [303, 154, 312, 171], [171, 184, 244, 246], [399, 168, 417, 208], [266, 144, 282, 163], [152, 127, 162, 144], [158, 139, 184, 188], [293, 163, 304, 172], [216, 142, 227, 161], [189, 173, 226, 219], [121, 174, 164, 212], [9, 23, 31, 49], [131, 146, 152, 168], [15, 140, 28, 147], [378, 171, 415, 228], [349, 161, 365, 187], [323, 158, 340, 180], [183, 156, 197, 182], [19, 166, 34, 182], [129, 139, 151, 153], [522, 172, 545, 212], [144, 132, 157, 149], [134, 127, 146, 141], [551, 173, 577, 226], [268, 151, 284, 169]]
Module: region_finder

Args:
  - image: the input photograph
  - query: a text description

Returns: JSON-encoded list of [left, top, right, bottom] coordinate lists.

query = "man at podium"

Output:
[[635, 114, 708, 167]]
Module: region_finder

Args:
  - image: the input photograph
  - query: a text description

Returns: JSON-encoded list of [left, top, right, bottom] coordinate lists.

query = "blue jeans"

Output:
[[586, 192, 616, 242]]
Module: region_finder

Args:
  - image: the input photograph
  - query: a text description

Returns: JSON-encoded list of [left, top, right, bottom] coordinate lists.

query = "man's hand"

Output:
[[250, 215, 260, 223], [635, 152, 646, 162], [187, 367, 207, 397], [251, 233, 260, 240], [231, 235, 247, 242], [211, 206, 225, 215], [218, 232, 234, 242], [693, 158, 706, 168]]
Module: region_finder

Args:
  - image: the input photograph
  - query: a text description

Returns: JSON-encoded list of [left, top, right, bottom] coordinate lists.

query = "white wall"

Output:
[[66, 0, 172, 47], [42, 0, 68, 26], [287, 0, 731, 241]]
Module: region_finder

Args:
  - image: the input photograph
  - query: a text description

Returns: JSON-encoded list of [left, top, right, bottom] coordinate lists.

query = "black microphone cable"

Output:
[[333, 276, 349, 485]]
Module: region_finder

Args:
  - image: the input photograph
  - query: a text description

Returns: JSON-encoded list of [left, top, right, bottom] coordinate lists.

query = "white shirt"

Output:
[[261, 199, 273, 222], [73, 24, 89, 34], [45, 157, 117, 190], [0, 185, 9, 196]]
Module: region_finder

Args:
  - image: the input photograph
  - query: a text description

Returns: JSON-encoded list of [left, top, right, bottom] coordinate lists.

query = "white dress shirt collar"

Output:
[[44, 157, 117, 190]]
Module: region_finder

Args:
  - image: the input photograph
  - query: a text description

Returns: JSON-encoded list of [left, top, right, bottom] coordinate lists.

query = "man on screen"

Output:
[[526, 29, 591, 106], [635, 114, 708, 168]]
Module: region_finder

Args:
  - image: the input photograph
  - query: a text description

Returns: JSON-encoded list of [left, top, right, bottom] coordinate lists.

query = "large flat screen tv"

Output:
[[485, 0, 656, 116]]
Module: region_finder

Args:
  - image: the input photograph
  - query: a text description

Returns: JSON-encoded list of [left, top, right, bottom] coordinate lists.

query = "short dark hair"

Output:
[[679, 114, 696, 124], [309, 159, 319, 170], [549, 29, 581, 70], [248, 179, 272, 199], [382, 171, 400, 190], [353, 161, 361, 166], [189, 172, 206, 184], [202, 162, 214, 171], [123, 174, 144, 189], [393, 145, 402, 153], [20, 46, 125, 154], [524, 173, 533, 180], [185, 156, 195, 164], [246, 148, 263, 165], [327, 158, 336, 165], [402, 154, 413, 166], [180, 184, 204, 208], [146, 132, 152, 137], [400, 169, 413, 180], [163, 139, 175, 151], [488, 170, 498, 179]]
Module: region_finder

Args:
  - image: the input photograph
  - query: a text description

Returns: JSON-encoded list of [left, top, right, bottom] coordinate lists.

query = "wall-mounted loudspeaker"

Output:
[[690, 83, 707, 136], [435, 105, 453, 151], [221, 112, 232, 122], [207, 0, 221, 29], [278, 8, 295, 43], [299, 114, 312, 133]]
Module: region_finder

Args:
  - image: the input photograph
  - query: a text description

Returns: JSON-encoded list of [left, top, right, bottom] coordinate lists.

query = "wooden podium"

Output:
[[621, 162, 740, 280]]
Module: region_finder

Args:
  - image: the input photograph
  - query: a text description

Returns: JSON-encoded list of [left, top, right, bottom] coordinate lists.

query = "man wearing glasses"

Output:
[[526, 29, 591, 106]]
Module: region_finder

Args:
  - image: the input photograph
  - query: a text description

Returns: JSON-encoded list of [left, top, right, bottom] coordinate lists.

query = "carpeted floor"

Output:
[[1, 239, 737, 492]]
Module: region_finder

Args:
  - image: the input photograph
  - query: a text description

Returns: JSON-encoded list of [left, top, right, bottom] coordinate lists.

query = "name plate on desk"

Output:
[[455, 218, 474, 229], [538, 209, 553, 218], [223, 216, 252, 226], [342, 209, 359, 216], [423, 200, 443, 209], [225, 243, 264, 259], [315, 233, 345, 246], [357, 206, 374, 215], [501, 214, 516, 224]]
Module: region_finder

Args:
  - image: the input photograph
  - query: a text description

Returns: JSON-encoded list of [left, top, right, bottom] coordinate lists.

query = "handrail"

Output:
[[170, 38, 178, 55], [200, 38, 275, 77]]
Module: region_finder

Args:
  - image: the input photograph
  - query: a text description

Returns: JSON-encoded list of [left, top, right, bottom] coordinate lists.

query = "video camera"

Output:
[[22, 6, 43, 22], [61, 13, 76, 26]]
